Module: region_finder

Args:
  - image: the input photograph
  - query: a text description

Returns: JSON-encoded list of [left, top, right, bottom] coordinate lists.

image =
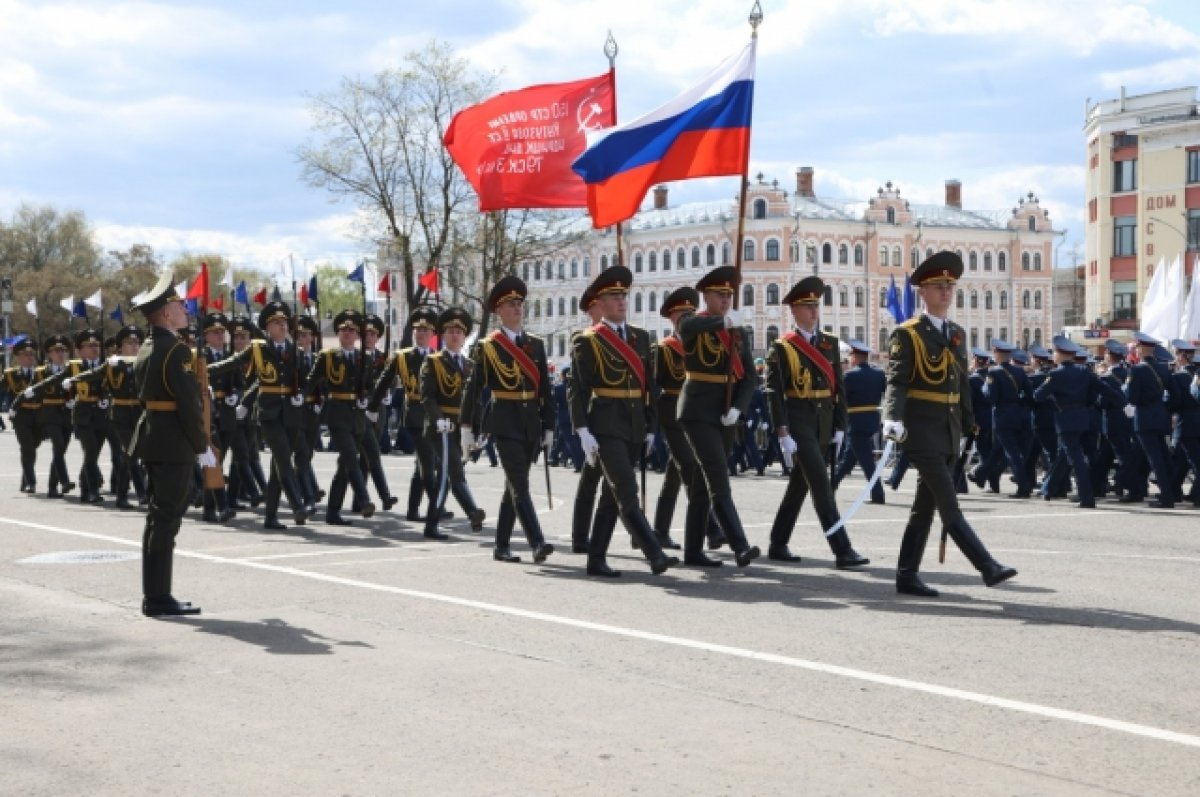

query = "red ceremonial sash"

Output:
[[698, 312, 745, 380], [592, 323, 646, 392], [661, 336, 685, 358], [488, 330, 540, 389], [783, 331, 836, 394]]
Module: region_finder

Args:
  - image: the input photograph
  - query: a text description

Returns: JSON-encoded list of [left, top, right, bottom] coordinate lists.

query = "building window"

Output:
[[839, 244, 849, 264], [677, 246, 686, 269], [1113, 159, 1137, 193], [854, 325, 864, 341], [692, 246, 701, 268], [854, 244, 864, 266], [706, 244, 716, 266], [970, 290, 978, 309], [911, 247, 919, 268], [822, 242, 832, 263], [766, 239, 781, 261], [743, 285, 754, 306], [1034, 328, 1043, 345], [985, 291, 993, 310], [790, 240, 800, 263], [662, 249, 670, 270], [648, 291, 657, 312], [999, 290, 1008, 310], [743, 240, 755, 262], [522, 263, 530, 282], [600, 255, 608, 271], [634, 293, 643, 313], [956, 289, 964, 309], [880, 246, 889, 267], [983, 252, 993, 271], [969, 251, 978, 271], [823, 286, 833, 306], [1113, 216, 1136, 257], [634, 253, 643, 273], [753, 198, 767, 219], [558, 298, 566, 316], [1022, 252, 1031, 270], [766, 283, 780, 305], [854, 286, 864, 307], [1033, 253, 1042, 270], [547, 298, 555, 317], [570, 259, 578, 278], [926, 247, 934, 260], [648, 251, 657, 271], [722, 242, 731, 265], [886, 207, 895, 224], [533, 300, 541, 318], [1033, 291, 1042, 310], [1113, 281, 1136, 320], [534, 262, 541, 280], [892, 246, 902, 267], [1189, 209, 1200, 250], [985, 327, 993, 346], [998, 251, 1007, 271], [970, 329, 978, 348], [1028, 216, 1037, 232], [840, 325, 850, 340], [880, 287, 888, 308], [1189, 150, 1200, 183], [571, 297, 578, 314], [766, 325, 780, 346], [878, 329, 888, 352], [999, 327, 1008, 342], [558, 261, 565, 279], [839, 287, 849, 307], [1023, 290, 1031, 309]]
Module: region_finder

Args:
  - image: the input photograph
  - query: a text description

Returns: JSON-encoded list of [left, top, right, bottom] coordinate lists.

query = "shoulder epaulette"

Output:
[[900, 318, 920, 328]]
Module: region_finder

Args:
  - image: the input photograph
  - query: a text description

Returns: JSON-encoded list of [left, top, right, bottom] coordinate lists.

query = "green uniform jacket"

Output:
[[569, 323, 656, 442], [675, 312, 756, 424], [304, 347, 368, 437], [882, 315, 973, 457], [29, 364, 71, 428], [460, 331, 554, 442], [763, 329, 848, 447], [209, 339, 305, 427], [372, 347, 426, 429], [652, 337, 687, 432], [131, 326, 207, 463], [419, 350, 470, 435]]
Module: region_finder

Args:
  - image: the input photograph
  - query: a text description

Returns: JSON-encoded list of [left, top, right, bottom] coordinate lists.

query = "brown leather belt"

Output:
[[592, 388, 642, 399], [76, 396, 99, 403], [42, 398, 65, 406], [259, 386, 295, 395], [492, 390, 536, 401], [213, 391, 228, 399], [660, 388, 680, 396], [439, 406, 460, 415], [785, 389, 832, 399], [328, 392, 358, 401], [145, 400, 177, 411], [685, 371, 728, 384], [111, 398, 141, 407], [848, 405, 879, 413], [908, 389, 960, 404]]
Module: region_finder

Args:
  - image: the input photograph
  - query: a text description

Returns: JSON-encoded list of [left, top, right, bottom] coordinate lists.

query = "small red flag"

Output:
[[211, 296, 224, 311], [299, 283, 309, 306], [418, 269, 439, 293], [252, 286, 267, 305], [377, 273, 391, 295], [186, 261, 210, 307]]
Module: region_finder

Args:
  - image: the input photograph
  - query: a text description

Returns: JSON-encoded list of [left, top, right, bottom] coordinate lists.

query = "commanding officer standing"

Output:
[[417, 306, 486, 539], [5, 339, 41, 493], [460, 275, 555, 565], [882, 251, 1017, 597], [676, 266, 760, 568], [1124, 331, 1178, 508], [763, 276, 869, 568], [833, 339, 887, 505], [129, 271, 206, 616], [306, 309, 376, 525], [569, 266, 679, 577]]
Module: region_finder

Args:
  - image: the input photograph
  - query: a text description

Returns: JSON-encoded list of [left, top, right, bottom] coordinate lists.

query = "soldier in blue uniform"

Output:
[[832, 340, 886, 504], [965, 348, 998, 492], [1168, 339, 1200, 506], [978, 339, 1034, 497], [1094, 339, 1134, 499], [1123, 331, 1179, 508], [1025, 345, 1061, 493]]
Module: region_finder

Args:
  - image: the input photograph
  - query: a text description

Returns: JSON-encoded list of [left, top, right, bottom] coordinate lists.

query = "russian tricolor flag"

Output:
[[572, 41, 756, 229]]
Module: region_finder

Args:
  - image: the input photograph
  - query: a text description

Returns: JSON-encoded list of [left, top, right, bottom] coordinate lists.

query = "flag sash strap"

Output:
[[488, 330, 540, 390], [782, 332, 836, 395], [591, 323, 646, 392], [661, 336, 685, 358]]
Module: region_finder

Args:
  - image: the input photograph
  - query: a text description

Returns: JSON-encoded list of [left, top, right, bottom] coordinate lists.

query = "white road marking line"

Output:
[[741, 511, 1122, 529], [4, 514, 1198, 751], [239, 542, 473, 561], [313, 552, 492, 567]]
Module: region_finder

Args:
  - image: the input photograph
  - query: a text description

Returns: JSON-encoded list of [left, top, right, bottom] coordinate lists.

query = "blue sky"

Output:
[[2, 0, 1199, 278]]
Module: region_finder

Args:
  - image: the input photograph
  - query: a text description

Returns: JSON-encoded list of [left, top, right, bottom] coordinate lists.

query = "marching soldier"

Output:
[[293, 315, 324, 510], [225, 315, 265, 509], [978, 339, 1034, 498], [1168, 339, 1199, 505], [676, 266, 760, 568], [1123, 331, 1178, 508], [32, 335, 74, 497], [1025, 345, 1060, 494], [965, 347, 998, 493], [200, 313, 238, 522], [305, 309, 376, 524], [62, 328, 109, 504], [5, 339, 41, 492], [832, 339, 887, 505], [417, 306, 486, 539], [1096, 340, 1134, 499], [569, 265, 678, 577], [764, 276, 869, 568], [460, 275, 555, 565], [129, 271, 206, 616], [358, 314, 398, 513], [882, 251, 1017, 597]]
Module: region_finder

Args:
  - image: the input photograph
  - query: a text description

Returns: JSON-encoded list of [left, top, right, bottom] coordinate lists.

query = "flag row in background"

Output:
[[1141, 253, 1200, 343]]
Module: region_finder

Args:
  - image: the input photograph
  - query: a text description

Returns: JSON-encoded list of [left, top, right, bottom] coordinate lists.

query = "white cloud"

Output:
[[1099, 55, 1200, 92]]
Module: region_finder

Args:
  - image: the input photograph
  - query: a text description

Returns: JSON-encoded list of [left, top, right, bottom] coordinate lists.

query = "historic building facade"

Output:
[[520, 168, 1057, 369]]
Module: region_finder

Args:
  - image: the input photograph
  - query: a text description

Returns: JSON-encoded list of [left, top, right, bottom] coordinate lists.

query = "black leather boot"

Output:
[[141, 552, 200, 617], [514, 494, 553, 563], [945, 520, 1017, 587], [651, 492, 682, 550], [493, 495, 519, 562], [621, 510, 678, 575], [827, 529, 870, 569], [451, 482, 485, 531], [710, 494, 759, 567], [682, 498, 722, 567], [896, 523, 937, 597]]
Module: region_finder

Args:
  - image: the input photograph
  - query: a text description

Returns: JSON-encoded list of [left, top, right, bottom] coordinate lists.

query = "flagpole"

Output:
[[290, 254, 298, 315], [604, 31, 626, 269]]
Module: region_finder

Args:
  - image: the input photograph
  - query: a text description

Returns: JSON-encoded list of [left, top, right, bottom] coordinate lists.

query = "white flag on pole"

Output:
[[26, 298, 37, 318], [219, 266, 234, 289], [59, 294, 75, 314], [282, 254, 294, 284], [1180, 252, 1200, 342], [84, 288, 103, 309], [1139, 255, 1177, 341], [175, 280, 189, 299]]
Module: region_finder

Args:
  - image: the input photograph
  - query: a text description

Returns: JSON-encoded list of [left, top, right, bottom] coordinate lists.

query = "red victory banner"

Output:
[[443, 71, 615, 211]]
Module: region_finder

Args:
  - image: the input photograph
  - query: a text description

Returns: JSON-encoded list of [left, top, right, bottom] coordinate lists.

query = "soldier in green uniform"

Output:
[[61, 328, 109, 504], [293, 315, 324, 510], [764, 277, 870, 568], [129, 271, 206, 616], [31, 335, 74, 498], [224, 315, 264, 511], [569, 266, 679, 577], [4, 339, 41, 493], [676, 266, 760, 568], [883, 251, 1018, 597], [199, 313, 238, 522], [357, 314, 397, 513], [417, 306, 486, 539], [305, 309, 376, 525], [460, 275, 555, 564]]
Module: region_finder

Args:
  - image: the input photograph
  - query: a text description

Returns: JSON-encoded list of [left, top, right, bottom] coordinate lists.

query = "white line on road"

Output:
[[4, 514, 1198, 751], [239, 542, 474, 561]]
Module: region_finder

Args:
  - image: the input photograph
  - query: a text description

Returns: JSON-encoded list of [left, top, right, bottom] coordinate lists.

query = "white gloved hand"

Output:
[[7, 410, 15, 422], [197, 447, 218, 469], [435, 418, 453, 434], [65, 399, 76, 410], [723, 308, 744, 328], [1123, 404, 1136, 419], [882, 420, 906, 440], [779, 434, 797, 467], [461, 427, 475, 459], [542, 429, 555, 449], [62, 377, 74, 391], [720, 407, 741, 426], [577, 427, 600, 459], [107, 354, 122, 367], [382, 393, 392, 406], [311, 403, 321, 414], [290, 394, 304, 407], [97, 398, 110, 410], [832, 430, 845, 449], [23, 387, 34, 399], [365, 410, 379, 423], [235, 405, 248, 421], [645, 433, 656, 456], [224, 394, 238, 406], [759, 422, 769, 431], [355, 398, 369, 410]]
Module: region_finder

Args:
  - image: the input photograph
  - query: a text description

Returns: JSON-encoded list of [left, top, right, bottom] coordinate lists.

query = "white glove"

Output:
[[224, 394, 238, 406], [197, 447, 218, 468], [436, 418, 452, 433], [23, 387, 34, 399], [542, 429, 555, 449], [882, 420, 906, 440], [235, 405, 248, 421], [355, 398, 369, 410], [779, 434, 797, 468], [759, 422, 769, 431], [644, 433, 656, 456], [290, 394, 304, 407], [461, 427, 475, 459], [62, 377, 74, 391], [577, 426, 600, 454], [97, 398, 110, 410], [65, 399, 76, 410], [832, 430, 845, 449], [7, 410, 15, 422], [107, 354, 122, 367], [1123, 404, 1136, 419], [720, 407, 741, 426], [381, 392, 392, 406], [365, 410, 379, 422], [723, 309, 744, 328], [311, 403, 321, 414]]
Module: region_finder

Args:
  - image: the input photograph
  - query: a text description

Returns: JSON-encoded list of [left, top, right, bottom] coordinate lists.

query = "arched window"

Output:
[[999, 290, 1008, 310], [722, 242, 731, 265], [691, 246, 701, 268], [1023, 290, 1031, 309], [970, 290, 978, 309], [880, 246, 889, 267], [634, 293, 643, 312], [886, 206, 896, 223], [823, 286, 833, 306], [706, 244, 716, 266], [839, 287, 849, 307], [743, 239, 755, 261], [969, 251, 978, 271], [753, 198, 767, 219], [675, 247, 685, 270], [790, 240, 800, 263], [998, 251, 1007, 271], [549, 298, 556, 317], [983, 252, 992, 271], [854, 287, 864, 307], [648, 251, 657, 271], [839, 244, 849, 264], [570, 259, 578, 278], [600, 254, 608, 271], [854, 244, 864, 266], [822, 242, 833, 263], [743, 284, 754, 306], [985, 291, 993, 310], [558, 297, 566, 316], [766, 239, 781, 261], [648, 291, 657, 312], [583, 257, 590, 276], [1033, 253, 1042, 270], [634, 253, 643, 273], [766, 325, 780, 346], [1022, 252, 1031, 270], [1034, 291, 1042, 310], [571, 297, 578, 314], [766, 283, 780, 305], [956, 289, 965, 309], [893, 246, 902, 267], [662, 249, 670, 270]]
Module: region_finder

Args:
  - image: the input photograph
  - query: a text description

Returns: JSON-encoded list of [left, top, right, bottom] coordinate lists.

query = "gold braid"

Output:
[[902, 327, 951, 385], [694, 331, 725, 368], [585, 332, 632, 388], [780, 341, 813, 392], [660, 344, 685, 381], [481, 339, 523, 390], [431, 354, 462, 397]]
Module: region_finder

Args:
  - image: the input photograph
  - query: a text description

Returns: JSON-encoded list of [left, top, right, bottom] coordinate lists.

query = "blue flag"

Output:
[[185, 298, 199, 317], [307, 274, 319, 304], [4, 334, 29, 348], [109, 305, 124, 324], [347, 262, 364, 283], [886, 276, 904, 324], [234, 280, 249, 309], [902, 274, 916, 321], [71, 299, 88, 319]]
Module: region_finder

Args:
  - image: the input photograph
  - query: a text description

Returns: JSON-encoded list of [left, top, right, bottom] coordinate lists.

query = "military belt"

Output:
[[328, 392, 358, 401], [111, 398, 141, 407], [439, 406, 460, 415], [848, 405, 879, 413], [19, 402, 41, 410], [660, 388, 681, 397], [145, 400, 178, 411], [785, 388, 832, 400], [259, 386, 294, 395], [685, 371, 729, 384], [76, 396, 99, 403], [592, 388, 642, 399], [492, 390, 537, 401], [213, 391, 228, 399], [908, 389, 960, 404], [41, 398, 65, 406], [405, 393, 421, 402]]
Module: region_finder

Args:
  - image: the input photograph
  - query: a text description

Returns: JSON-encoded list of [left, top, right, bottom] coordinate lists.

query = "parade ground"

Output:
[[2, 432, 1198, 796]]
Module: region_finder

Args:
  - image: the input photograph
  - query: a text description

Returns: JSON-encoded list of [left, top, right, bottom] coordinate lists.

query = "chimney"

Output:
[[796, 167, 814, 198], [945, 179, 962, 209], [653, 185, 668, 210]]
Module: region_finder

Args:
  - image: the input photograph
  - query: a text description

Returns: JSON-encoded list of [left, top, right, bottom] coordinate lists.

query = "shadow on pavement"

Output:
[[177, 617, 374, 655]]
